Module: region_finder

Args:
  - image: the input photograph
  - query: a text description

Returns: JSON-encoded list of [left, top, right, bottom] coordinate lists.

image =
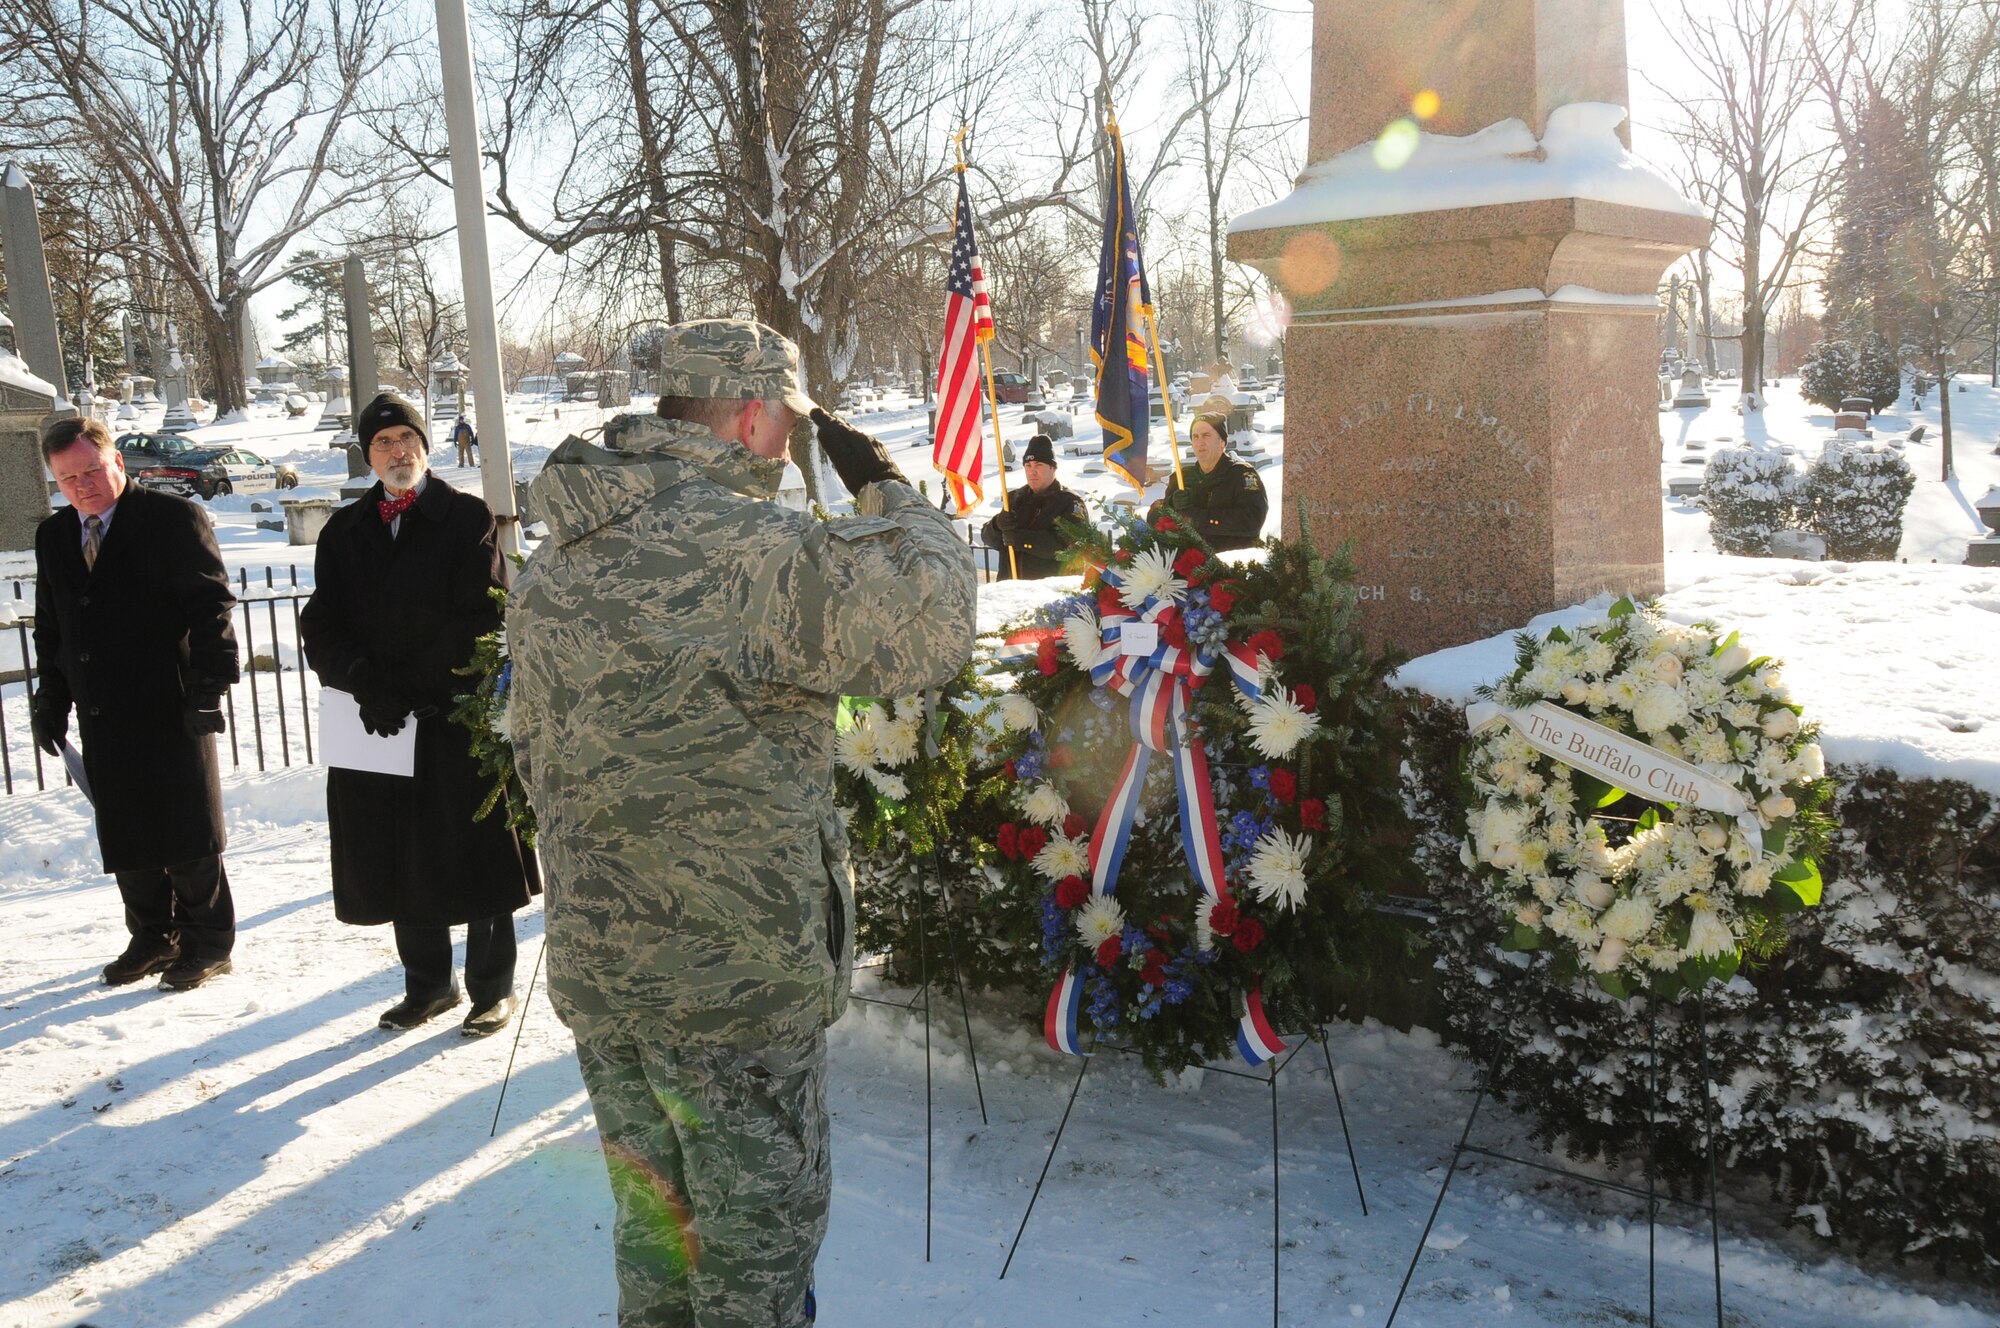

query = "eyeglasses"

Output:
[[370, 435, 421, 455]]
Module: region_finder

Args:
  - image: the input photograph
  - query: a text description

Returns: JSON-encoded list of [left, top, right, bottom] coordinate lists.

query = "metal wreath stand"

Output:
[[1385, 981, 1728, 1328], [997, 1006, 1370, 1328]]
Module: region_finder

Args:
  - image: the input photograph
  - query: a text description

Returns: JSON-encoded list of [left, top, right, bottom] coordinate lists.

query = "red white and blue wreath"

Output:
[[982, 509, 1397, 1074]]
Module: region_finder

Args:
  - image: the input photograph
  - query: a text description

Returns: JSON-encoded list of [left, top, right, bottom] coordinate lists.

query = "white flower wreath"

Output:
[[1461, 599, 1830, 998]]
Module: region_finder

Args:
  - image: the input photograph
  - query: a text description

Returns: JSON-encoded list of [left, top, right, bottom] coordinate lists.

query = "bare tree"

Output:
[[1654, 0, 1840, 411], [0, 0, 417, 416]]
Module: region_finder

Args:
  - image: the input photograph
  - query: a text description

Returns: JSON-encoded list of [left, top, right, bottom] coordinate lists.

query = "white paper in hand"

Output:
[[320, 687, 417, 777]]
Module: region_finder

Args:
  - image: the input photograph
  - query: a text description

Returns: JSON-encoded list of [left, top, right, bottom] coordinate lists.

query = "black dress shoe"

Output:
[[160, 956, 233, 991], [460, 996, 515, 1038], [104, 944, 180, 986], [378, 991, 463, 1030]]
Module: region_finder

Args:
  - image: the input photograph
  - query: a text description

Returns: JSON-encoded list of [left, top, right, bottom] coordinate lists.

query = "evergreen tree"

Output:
[[275, 249, 344, 369], [1799, 338, 1858, 410], [1856, 332, 1902, 411], [1821, 94, 1925, 349]]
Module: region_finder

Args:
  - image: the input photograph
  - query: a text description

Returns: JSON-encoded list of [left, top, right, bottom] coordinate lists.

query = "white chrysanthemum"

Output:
[[865, 768, 909, 800], [1194, 895, 1221, 951], [1075, 893, 1125, 946], [875, 712, 921, 766], [993, 692, 1039, 732], [1021, 781, 1070, 828], [494, 694, 516, 743], [835, 724, 882, 773], [1245, 685, 1320, 759], [1685, 905, 1737, 958], [1063, 613, 1106, 670], [1032, 833, 1090, 882], [1244, 829, 1312, 912], [1117, 546, 1185, 608], [1739, 858, 1776, 896], [1632, 683, 1688, 735], [1599, 896, 1657, 942]]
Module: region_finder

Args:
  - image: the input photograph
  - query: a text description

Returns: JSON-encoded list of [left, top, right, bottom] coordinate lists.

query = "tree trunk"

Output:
[[1938, 355, 1954, 481], [202, 294, 247, 416], [1740, 226, 1764, 408], [623, 0, 683, 324]]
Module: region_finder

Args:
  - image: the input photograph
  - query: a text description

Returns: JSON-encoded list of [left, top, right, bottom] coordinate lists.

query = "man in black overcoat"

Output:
[[32, 417, 241, 991], [981, 434, 1087, 579], [301, 394, 539, 1036]]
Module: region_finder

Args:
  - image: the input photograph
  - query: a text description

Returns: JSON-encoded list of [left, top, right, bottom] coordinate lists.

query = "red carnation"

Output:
[[1155, 515, 1179, 533], [1037, 638, 1059, 676], [1055, 875, 1088, 910], [1050, 746, 1076, 772], [1267, 768, 1297, 805], [1232, 917, 1267, 952], [1293, 683, 1317, 713], [1114, 548, 1134, 564], [1098, 584, 1124, 616], [1248, 629, 1283, 662], [1173, 547, 1206, 577], [1062, 811, 1088, 839], [1208, 585, 1237, 614], [1095, 934, 1124, 968], [1299, 798, 1327, 832], [1004, 759, 1017, 780], [1018, 826, 1050, 860], [1161, 616, 1188, 649], [1140, 959, 1168, 988], [1209, 895, 1240, 936], [996, 822, 1019, 860]]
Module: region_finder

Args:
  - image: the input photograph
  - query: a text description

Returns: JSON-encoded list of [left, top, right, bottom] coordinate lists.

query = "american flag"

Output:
[[933, 171, 995, 514]]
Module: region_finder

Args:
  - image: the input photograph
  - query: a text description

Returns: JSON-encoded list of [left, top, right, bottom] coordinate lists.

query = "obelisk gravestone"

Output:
[[1229, 0, 1708, 657]]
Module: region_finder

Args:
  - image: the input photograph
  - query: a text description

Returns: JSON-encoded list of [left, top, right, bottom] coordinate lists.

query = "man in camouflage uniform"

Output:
[[506, 319, 975, 1327]]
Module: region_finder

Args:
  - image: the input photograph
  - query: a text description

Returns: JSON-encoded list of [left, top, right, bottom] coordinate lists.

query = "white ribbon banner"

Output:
[[1466, 698, 1764, 845]]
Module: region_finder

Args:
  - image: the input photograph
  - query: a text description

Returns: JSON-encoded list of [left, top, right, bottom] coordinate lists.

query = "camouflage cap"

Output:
[[656, 318, 818, 415]]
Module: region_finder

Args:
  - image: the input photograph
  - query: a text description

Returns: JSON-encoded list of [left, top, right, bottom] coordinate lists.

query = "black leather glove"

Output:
[[357, 698, 408, 738], [811, 408, 907, 492], [30, 692, 69, 758], [183, 693, 226, 739], [988, 508, 1017, 538]]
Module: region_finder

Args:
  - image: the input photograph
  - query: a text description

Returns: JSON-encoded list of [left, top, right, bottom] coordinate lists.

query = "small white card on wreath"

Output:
[[1120, 621, 1159, 656]]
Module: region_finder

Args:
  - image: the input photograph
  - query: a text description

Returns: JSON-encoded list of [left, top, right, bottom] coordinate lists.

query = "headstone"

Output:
[[342, 257, 378, 408], [159, 326, 197, 433], [429, 350, 465, 421], [1767, 528, 1826, 560], [1832, 409, 1871, 435], [317, 364, 350, 432], [0, 163, 73, 406], [1969, 485, 2000, 567], [1672, 364, 1710, 408], [282, 497, 339, 545], [0, 345, 58, 550], [1229, 0, 1706, 656], [0, 309, 13, 357]]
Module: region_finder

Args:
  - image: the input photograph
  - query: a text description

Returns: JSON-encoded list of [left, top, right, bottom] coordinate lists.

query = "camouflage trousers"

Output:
[[572, 1020, 829, 1328]]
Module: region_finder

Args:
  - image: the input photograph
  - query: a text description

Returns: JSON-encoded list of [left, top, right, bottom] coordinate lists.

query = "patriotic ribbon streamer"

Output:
[[1043, 560, 1285, 1065]]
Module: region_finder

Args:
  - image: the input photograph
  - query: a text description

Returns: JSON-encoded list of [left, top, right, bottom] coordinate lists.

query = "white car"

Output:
[[198, 448, 299, 497]]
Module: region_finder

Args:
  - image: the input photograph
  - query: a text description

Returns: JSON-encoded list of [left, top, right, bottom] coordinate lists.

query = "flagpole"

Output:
[[957, 127, 1020, 581], [1142, 309, 1186, 491]]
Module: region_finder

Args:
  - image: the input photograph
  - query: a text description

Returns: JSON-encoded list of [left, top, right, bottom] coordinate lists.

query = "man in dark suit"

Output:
[[981, 434, 1087, 579], [32, 417, 241, 991], [301, 393, 539, 1036]]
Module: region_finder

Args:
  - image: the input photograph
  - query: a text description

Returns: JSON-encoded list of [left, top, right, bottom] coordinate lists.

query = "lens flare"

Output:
[[602, 1139, 704, 1281], [1241, 290, 1292, 347], [1373, 118, 1421, 170], [1412, 89, 1440, 121], [1277, 231, 1341, 295]]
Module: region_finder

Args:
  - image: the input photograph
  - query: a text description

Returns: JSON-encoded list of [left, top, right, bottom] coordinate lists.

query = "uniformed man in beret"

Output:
[[507, 319, 974, 1327], [1155, 410, 1269, 550]]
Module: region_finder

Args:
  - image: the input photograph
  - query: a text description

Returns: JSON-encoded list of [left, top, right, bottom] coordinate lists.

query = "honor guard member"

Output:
[[507, 319, 975, 1328], [980, 433, 1086, 579], [32, 417, 242, 991], [1158, 410, 1269, 551]]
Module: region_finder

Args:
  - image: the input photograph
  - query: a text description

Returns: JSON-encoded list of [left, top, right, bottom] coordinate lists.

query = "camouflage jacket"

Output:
[[507, 415, 976, 1046]]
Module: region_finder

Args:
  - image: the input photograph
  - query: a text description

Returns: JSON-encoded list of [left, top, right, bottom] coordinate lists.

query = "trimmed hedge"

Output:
[[1402, 693, 2000, 1275]]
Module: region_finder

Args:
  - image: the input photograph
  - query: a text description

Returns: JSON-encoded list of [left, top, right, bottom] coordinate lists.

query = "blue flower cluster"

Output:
[[1039, 896, 1066, 969], [1032, 592, 1096, 630], [1182, 599, 1231, 654], [1014, 730, 1048, 780], [1083, 968, 1121, 1029], [1087, 686, 1118, 713], [1221, 807, 1274, 868], [495, 661, 512, 698]]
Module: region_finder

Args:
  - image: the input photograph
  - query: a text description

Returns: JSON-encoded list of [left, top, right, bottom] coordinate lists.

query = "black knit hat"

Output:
[[357, 393, 426, 450], [1023, 434, 1056, 466]]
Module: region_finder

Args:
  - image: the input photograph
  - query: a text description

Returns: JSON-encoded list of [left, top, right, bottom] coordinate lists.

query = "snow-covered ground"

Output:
[[3, 382, 1997, 1327]]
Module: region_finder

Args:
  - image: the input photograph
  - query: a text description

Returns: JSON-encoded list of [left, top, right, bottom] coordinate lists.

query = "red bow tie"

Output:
[[378, 490, 418, 524]]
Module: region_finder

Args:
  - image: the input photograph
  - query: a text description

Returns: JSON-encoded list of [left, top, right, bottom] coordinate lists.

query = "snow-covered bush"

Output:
[[1700, 446, 1803, 555], [1800, 339, 1859, 410], [1803, 440, 1915, 561], [1402, 696, 2000, 1276], [1857, 332, 1902, 411]]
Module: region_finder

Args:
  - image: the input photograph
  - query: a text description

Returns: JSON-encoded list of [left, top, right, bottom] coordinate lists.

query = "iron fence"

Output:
[[0, 565, 321, 797]]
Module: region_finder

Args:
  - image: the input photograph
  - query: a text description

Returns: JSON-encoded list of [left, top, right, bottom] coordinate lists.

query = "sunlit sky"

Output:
[[253, 1, 1744, 352]]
